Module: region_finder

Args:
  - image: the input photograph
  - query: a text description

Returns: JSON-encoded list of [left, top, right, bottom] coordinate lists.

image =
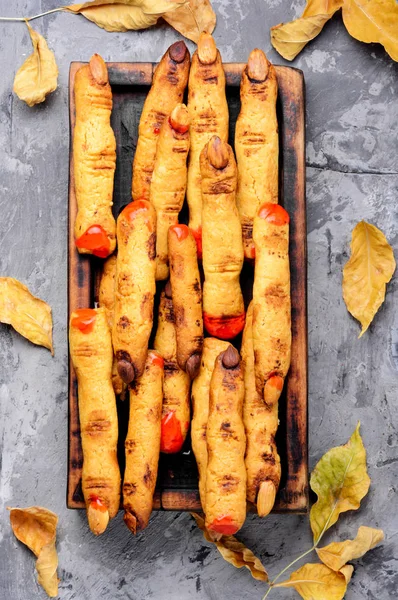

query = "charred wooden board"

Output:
[[68, 61, 307, 514]]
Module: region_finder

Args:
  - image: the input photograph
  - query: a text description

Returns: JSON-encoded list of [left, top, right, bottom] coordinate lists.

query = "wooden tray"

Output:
[[67, 61, 307, 513]]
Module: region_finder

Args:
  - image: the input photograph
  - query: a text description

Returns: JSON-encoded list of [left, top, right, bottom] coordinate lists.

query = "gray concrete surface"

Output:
[[0, 1, 397, 599]]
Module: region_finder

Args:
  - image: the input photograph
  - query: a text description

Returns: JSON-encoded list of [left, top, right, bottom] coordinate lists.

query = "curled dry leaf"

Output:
[[13, 22, 58, 107], [343, 221, 395, 338], [274, 563, 347, 600], [270, 0, 343, 61], [342, 0, 398, 62], [0, 277, 53, 353], [317, 526, 384, 571], [310, 423, 370, 545], [9, 507, 59, 597], [339, 564, 354, 584], [191, 513, 268, 581], [163, 0, 216, 43], [64, 0, 187, 33]]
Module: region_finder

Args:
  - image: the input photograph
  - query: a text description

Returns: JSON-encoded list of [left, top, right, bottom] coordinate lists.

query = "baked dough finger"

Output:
[[74, 54, 116, 258], [187, 32, 228, 257], [235, 49, 278, 260], [168, 224, 203, 377], [132, 41, 190, 201], [241, 302, 281, 517], [191, 338, 229, 512], [69, 307, 121, 535], [154, 284, 191, 453], [252, 203, 291, 397], [205, 345, 247, 536], [200, 136, 245, 340], [123, 351, 163, 534], [150, 104, 190, 281], [112, 200, 156, 384], [98, 255, 125, 396]]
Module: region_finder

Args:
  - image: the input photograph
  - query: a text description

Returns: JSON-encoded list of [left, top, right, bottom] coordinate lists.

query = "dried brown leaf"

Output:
[[9, 507, 59, 597], [64, 0, 186, 32], [13, 22, 58, 107], [270, 0, 343, 60], [274, 563, 347, 600], [317, 526, 384, 571], [191, 513, 268, 581], [342, 221, 395, 337], [163, 0, 216, 43], [342, 0, 398, 62], [0, 277, 53, 353]]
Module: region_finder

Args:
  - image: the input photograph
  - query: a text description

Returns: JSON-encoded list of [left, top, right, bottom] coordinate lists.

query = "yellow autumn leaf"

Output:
[[274, 563, 347, 599], [191, 513, 268, 581], [310, 423, 371, 545], [270, 0, 343, 61], [317, 526, 384, 571], [9, 507, 59, 597], [64, 0, 186, 33], [0, 277, 53, 353], [13, 22, 58, 107], [342, 0, 398, 62], [339, 564, 354, 584], [163, 0, 216, 43], [342, 221, 395, 338]]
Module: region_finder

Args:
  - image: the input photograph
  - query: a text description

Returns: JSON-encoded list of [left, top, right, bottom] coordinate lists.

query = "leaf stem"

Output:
[[0, 8, 63, 22], [262, 544, 315, 598]]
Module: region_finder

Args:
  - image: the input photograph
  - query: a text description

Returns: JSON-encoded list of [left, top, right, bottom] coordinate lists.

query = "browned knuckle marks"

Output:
[[186, 353, 201, 379], [222, 345, 240, 369], [123, 510, 137, 534], [247, 49, 269, 82], [169, 40, 188, 64], [207, 136, 229, 170]]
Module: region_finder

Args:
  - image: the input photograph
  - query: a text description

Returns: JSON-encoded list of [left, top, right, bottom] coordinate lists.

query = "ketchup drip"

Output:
[[191, 227, 202, 259], [160, 411, 184, 454], [89, 496, 107, 512], [75, 225, 110, 258], [71, 308, 97, 333], [203, 312, 245, 340], [207, 515, 238, 535]]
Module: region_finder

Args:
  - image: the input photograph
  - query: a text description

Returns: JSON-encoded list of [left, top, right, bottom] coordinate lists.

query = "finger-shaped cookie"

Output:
[[168, 225, 203, 377], [187, 32, 228, 257], [241, 302, 281, 517], [113, 200, 156, 384], [132, 41, 190, 201], [69, 307, 121, 535], [74, 54, 116, 258], [98, 255, 125, 396], [123, 351, 163, 534], [191, 337, 229, 512], [205, 345, 247, 535], [200, 136, 245, 340], [252, 203, 291, 396], [150, 104, 190, 281], [235, 49, 278, 260], [154, 284, 191, 453]]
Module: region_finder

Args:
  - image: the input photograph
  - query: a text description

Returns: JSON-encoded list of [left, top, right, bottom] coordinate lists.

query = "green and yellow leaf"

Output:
[[9, 507, 59, 597], [317, 526, 384, 571], [342, 0, 398, 62], [0, 277, 53, 353], [343, 221, 395, 337], [310, 423, 370, 545], [191, 513, 268, 581], [270, 0, 343, 61], [274, 563, 347, 600], [13, 23, 58, 107]]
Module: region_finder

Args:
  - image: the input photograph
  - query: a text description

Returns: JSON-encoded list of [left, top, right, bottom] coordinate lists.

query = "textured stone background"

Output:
[[0, 1, 397, 599]]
